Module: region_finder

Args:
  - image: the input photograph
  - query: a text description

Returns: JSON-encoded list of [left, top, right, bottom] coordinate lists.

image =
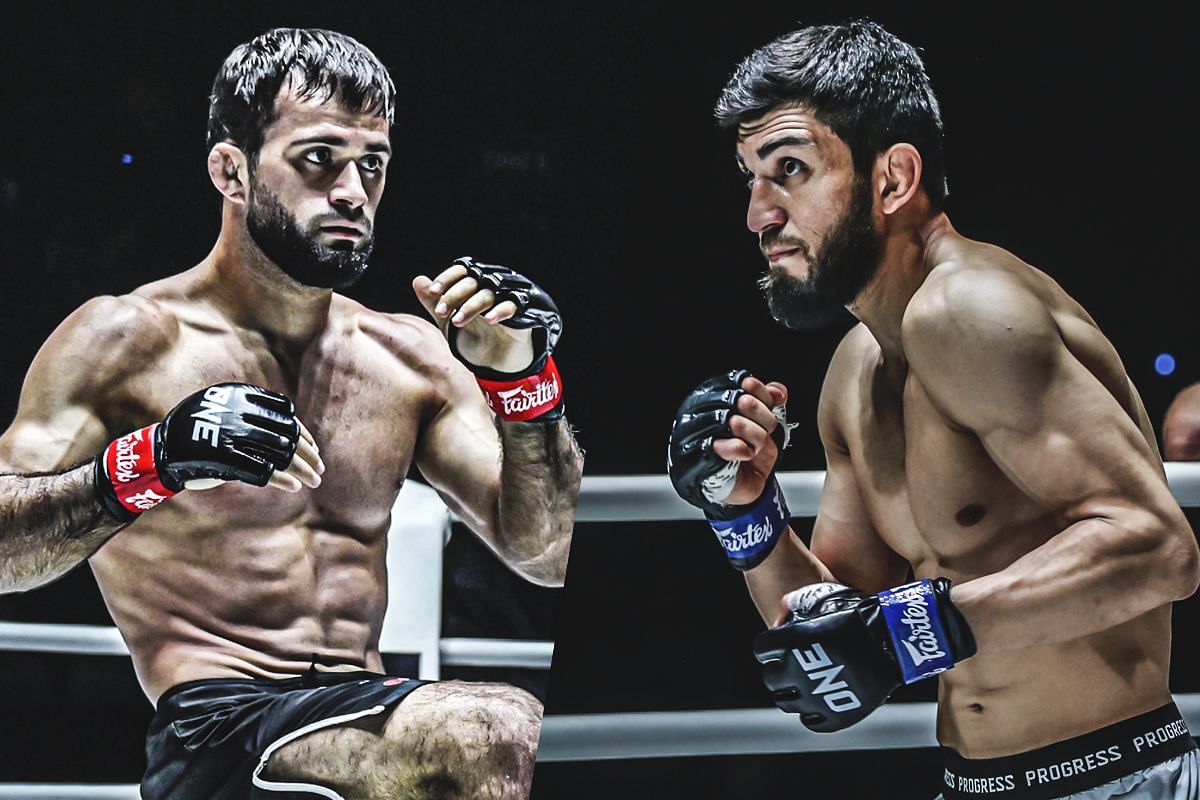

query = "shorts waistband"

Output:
[[940, 702, 1197, 800], [157, 669, 388, 708]]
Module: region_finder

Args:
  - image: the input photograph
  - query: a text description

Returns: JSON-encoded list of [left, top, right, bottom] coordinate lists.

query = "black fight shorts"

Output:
[[141, 670, 430, 800]]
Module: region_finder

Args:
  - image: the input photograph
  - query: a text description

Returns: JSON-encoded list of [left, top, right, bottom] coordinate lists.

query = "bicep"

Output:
[[0, 296, 150, 474], [1, 352, 111, 474], [412, 357, 502, 533]]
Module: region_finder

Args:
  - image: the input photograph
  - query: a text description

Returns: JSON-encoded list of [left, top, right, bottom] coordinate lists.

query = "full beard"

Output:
[[757, 178, 881, 331], [245, 178, 373, 290]]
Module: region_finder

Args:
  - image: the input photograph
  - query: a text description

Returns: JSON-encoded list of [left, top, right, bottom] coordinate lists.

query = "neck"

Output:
[[847, 211, 953, 368], [201, 208, 333, 348]]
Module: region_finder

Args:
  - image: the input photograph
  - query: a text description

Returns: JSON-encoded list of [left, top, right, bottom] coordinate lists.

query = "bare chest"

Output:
[[845, 373, 1049, 571], [109, 323, 429, 531]]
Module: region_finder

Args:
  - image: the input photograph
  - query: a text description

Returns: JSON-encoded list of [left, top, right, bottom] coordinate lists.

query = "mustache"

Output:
[[759, 230, 810, 260]]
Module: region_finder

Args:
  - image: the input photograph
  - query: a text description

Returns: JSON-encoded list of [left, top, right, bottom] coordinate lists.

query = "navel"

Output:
[[955, 504, 987, 527], [968, 703, 984, 714]]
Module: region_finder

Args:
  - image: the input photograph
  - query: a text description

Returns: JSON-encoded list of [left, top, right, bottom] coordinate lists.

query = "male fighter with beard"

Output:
[[668, 21, 1199, 799], [0, 28, 581, 800]]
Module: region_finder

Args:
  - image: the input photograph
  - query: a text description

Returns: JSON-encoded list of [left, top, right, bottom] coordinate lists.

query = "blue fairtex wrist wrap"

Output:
[[878, 579, 956, 684], [707, 477, 790, 571]]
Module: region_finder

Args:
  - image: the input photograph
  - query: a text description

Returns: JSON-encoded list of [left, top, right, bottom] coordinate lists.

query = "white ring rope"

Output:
[[439, 638, 554, 669], [0, 623, 554, 669], [0, 787, 141, 799], [576, 462, 1200, 523]]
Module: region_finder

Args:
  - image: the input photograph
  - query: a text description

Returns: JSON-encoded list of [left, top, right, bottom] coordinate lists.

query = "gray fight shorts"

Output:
[[935, 702, 1198, 799]]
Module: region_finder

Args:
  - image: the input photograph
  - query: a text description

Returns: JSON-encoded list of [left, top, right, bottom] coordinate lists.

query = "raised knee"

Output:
[[381, 682, 542, 798]]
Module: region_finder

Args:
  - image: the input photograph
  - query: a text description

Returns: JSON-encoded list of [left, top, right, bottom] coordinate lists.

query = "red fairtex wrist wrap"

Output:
[[103, 424, 177, 515], [475, 356, 563, 421]]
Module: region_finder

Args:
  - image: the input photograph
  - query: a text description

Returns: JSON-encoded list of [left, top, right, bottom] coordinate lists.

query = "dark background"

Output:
[[1, 2, 1197, 797]]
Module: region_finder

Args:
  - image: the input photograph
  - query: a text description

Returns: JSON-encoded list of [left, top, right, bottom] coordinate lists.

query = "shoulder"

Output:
[[36, 293, 178, 382], [902, 262, 1070, 430], [336, 298, 457, 378], [8, 294, 180, 445], [902, 261, 1058, 368]]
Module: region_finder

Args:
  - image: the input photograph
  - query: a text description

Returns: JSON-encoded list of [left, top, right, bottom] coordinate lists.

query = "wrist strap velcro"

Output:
[[877, 579, 956, 683], [706, 476, 789, 571], [475, 355, 563, 421], [102, 424, 177, 516]]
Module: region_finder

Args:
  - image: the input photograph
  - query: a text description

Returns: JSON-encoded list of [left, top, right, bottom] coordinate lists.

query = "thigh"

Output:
[[263, 681, 542, 800]]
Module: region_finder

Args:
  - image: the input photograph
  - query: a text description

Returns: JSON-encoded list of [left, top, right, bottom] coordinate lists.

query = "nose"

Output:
[[746, 179, 786, 234], [329, 161, 368, 211]]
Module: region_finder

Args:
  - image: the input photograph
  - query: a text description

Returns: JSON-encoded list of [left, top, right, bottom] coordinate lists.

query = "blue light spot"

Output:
[[1155, 353, 1176, 376], [121, 153, 133, 165]]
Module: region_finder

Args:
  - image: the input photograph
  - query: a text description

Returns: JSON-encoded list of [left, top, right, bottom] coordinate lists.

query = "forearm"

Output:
[[493, 416, 583, 587], [0, 460, 125, 593], [953, 510, 1198, 654], [745, 528, 835, 625]]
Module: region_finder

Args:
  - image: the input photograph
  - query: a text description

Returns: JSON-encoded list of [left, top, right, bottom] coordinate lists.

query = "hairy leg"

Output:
[[262, 681, 543, 800]]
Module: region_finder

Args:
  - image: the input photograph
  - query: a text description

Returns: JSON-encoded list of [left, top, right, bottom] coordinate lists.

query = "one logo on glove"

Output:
[[791, 642, 863, 713], [190, 385, 234, 447], [878, 580, 955, 683]]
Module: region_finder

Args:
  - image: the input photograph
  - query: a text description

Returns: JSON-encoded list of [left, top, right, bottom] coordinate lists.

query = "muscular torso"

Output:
[[825, 241, 1170, 756], [85, 274, 439, 703]]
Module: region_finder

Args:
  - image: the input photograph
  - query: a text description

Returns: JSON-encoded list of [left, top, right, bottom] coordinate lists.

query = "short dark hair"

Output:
[[206, 28, 395, 160], [715, 20, 948, 209]]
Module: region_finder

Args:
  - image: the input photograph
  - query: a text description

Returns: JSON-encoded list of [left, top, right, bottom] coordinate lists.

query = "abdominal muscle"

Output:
[[87, 493, 391, 706], [933, 606, 1172, 757]]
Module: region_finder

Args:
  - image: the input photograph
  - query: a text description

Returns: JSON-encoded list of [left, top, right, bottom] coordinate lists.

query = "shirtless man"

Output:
[[1165, 383, 1200, 461], [0, 28, 581, 800], [667, 21, 1199, 799]]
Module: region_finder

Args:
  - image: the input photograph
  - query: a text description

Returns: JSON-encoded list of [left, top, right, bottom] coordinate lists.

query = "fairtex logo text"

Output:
[[496, 378, 559, 416], [126, 489, 168, 511], [112, 429, 145, 484], [897, 593, 947, 667], [716, 520, 775, 554]]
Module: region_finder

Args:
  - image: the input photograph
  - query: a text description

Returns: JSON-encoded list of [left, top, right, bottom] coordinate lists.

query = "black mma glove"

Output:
[[754, 578, 976, 732], [667, 369, 794, 569], [94, 382, 301, 522], [448, 256, 564, 421]]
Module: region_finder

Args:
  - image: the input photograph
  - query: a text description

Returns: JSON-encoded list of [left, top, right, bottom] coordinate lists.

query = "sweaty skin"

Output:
[[727, 106, 1197, 758], [0, 90, 582, 709]]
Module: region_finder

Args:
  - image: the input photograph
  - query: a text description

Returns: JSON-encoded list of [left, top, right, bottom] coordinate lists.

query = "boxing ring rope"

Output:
[[1, 464, 1198, 795], [0, 623, 554, 670]]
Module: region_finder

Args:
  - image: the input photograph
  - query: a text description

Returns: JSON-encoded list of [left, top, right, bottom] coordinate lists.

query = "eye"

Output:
[[360, 154, 385, 173], [304, 147, 332, 166], [740, 170, 755, 189], [781, 158, 806, 178]]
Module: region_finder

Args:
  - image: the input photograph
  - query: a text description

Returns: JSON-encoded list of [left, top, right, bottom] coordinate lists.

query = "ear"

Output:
[[875, 143, 923, 216], [207, 143, 249, 204]]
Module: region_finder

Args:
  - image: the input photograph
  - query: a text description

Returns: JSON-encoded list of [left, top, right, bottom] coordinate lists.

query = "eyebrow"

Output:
[[755, 135, 814, 161], [290, 135, 392, 155]]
